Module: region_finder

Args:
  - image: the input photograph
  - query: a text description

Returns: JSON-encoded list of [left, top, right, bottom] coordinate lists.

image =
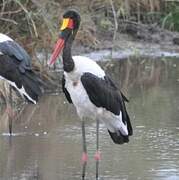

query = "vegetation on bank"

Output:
[[1, 0, 179, 55]]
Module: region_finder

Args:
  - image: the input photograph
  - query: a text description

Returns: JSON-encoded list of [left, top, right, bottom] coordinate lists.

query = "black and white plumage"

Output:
[[49, 10, 133, 178], [0, 33, 42, 104], [63, 56, 133, 143], [49, 10, 133, 144]]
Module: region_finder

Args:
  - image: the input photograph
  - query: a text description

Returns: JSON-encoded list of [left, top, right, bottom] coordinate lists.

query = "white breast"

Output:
[[64, 56, 105, 118], [66, 78, 99, 119]]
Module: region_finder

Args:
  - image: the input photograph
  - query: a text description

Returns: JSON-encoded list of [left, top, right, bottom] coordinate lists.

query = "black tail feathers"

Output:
[[107, 111, 133, 145], [108, 130, 129, 144], [107, 91, 133, 144], [21, 71, 43, 103]]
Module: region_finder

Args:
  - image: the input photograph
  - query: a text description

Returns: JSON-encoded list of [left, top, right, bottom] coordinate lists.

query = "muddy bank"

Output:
[[72, 22, 179, 59]]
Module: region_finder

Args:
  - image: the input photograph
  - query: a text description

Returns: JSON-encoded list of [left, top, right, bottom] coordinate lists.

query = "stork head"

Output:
[[48, 10, 81, 66]]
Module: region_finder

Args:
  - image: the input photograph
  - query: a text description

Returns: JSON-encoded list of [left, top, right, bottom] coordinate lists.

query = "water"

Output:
[[83, 48, 179, 61], [0, 57, 179, 180]]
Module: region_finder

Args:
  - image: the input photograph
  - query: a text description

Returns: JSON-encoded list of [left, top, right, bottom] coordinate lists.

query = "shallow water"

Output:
[[0, 57, 179, 180], [83, 48, 179, 61]]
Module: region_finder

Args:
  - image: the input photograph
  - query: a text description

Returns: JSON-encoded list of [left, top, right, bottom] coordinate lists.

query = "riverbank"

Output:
[[1, 0, 179, 115], [72, 21, 179, 58], [1, 25, 179, 114]]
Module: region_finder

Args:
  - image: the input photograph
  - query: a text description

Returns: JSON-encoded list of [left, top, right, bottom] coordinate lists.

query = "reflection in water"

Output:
[[0, 57, 179, 180]]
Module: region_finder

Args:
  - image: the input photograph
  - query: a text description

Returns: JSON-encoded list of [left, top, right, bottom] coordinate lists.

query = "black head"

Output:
[[48, 10, 81, 66], [62, 10, 81, 30]]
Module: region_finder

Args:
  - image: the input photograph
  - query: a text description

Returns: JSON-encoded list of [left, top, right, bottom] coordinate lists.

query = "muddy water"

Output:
[[0, 57, 179, 180]]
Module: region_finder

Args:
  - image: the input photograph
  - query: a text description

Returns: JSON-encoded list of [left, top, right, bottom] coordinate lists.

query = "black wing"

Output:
[[0, 40, 31, 73], [81, 72, 122, 115], [0, 55, 42, 103], [62, 74, 73, 103], [81, 72, 133, 135]]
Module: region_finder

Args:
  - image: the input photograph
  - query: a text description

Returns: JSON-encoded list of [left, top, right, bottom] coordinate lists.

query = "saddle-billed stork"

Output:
[[0, 33, 42, 134], [48, 10, 133, 179]]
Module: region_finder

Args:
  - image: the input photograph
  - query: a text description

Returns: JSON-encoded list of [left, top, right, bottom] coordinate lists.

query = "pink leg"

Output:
[[94, 151, 101, 161], [5, 105, 16, 135], [6, 105, 16, 119], [81, 152, 88, 163]]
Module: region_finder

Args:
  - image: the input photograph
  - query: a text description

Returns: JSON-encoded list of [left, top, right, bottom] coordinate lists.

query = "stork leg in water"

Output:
[[81, 119, 101, 179], [8, 86, 13, 135], [3, 82, 15, 135], [81, 120, 88, 179], [95, 119, 101, 179]]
